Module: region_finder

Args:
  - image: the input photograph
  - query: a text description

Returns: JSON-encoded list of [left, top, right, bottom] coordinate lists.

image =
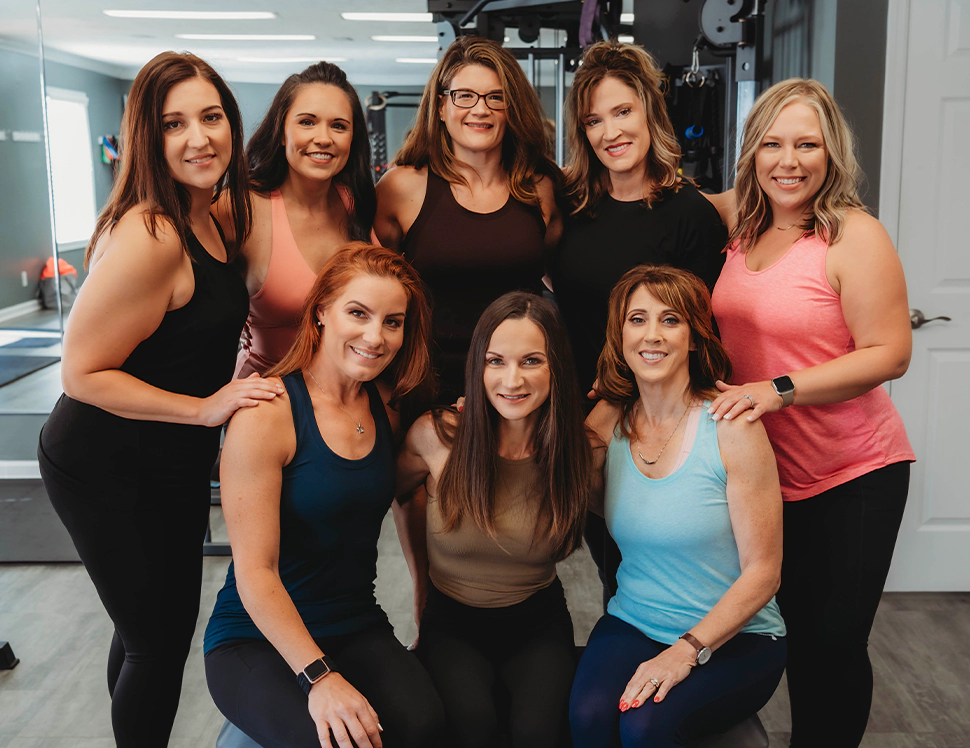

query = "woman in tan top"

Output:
[[396, 291, 591, 748]]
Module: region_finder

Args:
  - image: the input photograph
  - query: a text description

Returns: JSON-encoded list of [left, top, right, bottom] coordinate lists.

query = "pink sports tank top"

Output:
[[712, 233, 914, 501], [235, 186, 353, 378]]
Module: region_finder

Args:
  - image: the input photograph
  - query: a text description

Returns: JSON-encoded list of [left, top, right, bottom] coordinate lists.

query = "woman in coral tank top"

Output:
[[708, 79, 915, 748], [215, 61, 376, 378]]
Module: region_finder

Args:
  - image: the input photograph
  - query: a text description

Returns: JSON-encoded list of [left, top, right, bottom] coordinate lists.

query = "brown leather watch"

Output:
[[679, 632, 712, 665]]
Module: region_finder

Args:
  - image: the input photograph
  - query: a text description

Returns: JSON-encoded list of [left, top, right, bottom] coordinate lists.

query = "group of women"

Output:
[[37, 32, 913, 748]]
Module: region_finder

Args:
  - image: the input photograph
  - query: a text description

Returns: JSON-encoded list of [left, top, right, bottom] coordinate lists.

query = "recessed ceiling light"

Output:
[[104, 10, 276, 20], [342, 12, 434, 22], [371, 35, 437, 42], [620, 13, 634, 23], [396, 58, 438, 64], [176, 34, 316, 41], [618, 35, 634, 43], [237, 57, 348, 63]]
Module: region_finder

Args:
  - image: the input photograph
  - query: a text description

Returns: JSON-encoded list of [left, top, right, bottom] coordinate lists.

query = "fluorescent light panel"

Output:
[[176, 34, 316, 41], [342, 12, 433, 22], [237, 57, 347, 63], [396, 58, 438, 64], [618, 35, 634, 43], [620, 13, 634, 23], [104, 10, 276, 20], [371, 35, 437, 42]]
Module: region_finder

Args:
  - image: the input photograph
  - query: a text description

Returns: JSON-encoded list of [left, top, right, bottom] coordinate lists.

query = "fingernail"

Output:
[[654, 696, 660, 703], [378, 723, 384, 732], [619, 701, 628, 711], [631, 700, 639, 708], [724, 414, 732, 420]]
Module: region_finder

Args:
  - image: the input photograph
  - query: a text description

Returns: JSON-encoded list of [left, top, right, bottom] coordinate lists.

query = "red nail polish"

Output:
[[631, 700, 639, 708], [654, 696, 660, 703], [619, 701, 628, 711]]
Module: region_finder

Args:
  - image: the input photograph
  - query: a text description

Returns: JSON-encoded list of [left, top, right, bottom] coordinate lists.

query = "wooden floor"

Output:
[[1, 510, 968, 747]]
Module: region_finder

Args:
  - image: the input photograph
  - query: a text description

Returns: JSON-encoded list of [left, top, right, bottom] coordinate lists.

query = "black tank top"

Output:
[[39, 226, 250, 485], [400, 170, 546, 400]]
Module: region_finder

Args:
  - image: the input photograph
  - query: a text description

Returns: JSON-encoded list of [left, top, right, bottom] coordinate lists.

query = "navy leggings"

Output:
[[570, 615, 786, 748], [779, 461, 910, 748], [205, 622, 446, 748]]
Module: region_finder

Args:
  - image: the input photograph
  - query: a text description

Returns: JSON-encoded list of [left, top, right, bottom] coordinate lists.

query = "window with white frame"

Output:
[[45, 87, 98, 249]]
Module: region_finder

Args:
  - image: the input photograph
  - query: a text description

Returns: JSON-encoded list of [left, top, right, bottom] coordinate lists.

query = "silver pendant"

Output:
[[356, 424, 365, 435]]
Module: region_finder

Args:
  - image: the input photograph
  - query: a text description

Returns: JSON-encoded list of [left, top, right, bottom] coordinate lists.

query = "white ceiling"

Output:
[[0, 0, 626, 86]]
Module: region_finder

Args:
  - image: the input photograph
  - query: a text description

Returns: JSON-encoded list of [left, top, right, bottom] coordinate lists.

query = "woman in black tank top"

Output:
[[375, 36, 563, 404], [36, 52, 280, 747]]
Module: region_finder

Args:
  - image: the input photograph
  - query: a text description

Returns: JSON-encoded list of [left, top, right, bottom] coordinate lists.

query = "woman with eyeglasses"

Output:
[[375, 36, 561, 405]]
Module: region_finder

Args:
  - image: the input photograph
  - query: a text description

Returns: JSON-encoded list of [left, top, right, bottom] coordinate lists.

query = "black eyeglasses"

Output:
[[441, 89, 508, 110]]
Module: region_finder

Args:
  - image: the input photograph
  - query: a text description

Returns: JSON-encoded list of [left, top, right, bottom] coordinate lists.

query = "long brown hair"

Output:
[[394, 36, 559, 206], [434, 292, 590, 562], [86, 51, 250, 266], [268, 243, 433, 406], [246, 61, 376, 242], [564, 42, 682, 215], [597, 265, 731, 440], [731, 78, 866, 250]]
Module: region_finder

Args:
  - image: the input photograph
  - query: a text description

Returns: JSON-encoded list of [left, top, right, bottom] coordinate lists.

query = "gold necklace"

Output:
[[305, 369, 365, 435], [774, 222, 798, 231], [634, 402, 691, 466]]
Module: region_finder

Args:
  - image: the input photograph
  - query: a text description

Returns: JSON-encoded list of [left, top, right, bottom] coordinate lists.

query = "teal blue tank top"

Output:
[[605, 404, 786, 645], [204, 372, 393, 653]]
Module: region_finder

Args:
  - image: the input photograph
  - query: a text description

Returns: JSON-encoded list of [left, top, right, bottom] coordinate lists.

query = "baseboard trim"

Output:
[[0, 299, 43, 324], [0, 461, 41, 480]]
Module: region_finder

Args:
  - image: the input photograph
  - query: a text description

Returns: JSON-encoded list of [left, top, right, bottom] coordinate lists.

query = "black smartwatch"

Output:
[[297, 654, 337, 696], [771, 375, 796, 407]]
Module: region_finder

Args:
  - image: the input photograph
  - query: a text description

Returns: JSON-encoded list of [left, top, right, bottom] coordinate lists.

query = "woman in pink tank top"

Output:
[[707, 80, 914, 748], [215, 62, 375, 377]]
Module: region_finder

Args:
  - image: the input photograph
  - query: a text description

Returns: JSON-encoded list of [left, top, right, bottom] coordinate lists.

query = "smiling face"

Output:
[[317, 273, 408, 383], [282, 82, 353, 184], [161, 76, 232, 196], [439, 64, 508, 158], [483, 317, 551, 425], [755, 100, 829, 218], [621, 285, 694, 391], [583, 76, 651, 183]]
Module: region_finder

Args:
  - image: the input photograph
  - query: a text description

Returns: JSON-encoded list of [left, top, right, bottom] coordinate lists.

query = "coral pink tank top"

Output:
[[712, 233, 914, 501], [235, 186, 352, 378]]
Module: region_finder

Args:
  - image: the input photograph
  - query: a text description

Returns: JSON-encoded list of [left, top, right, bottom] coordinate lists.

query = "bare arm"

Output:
[[710, 211, 912, 422], [621, 416, 783, 708], [536, 174, 563, 250], [373, 166, 426, 251], [584, 401, 621, 517], [223, 393, 382, 748], [702, 188, 737, 233], [61, 212, 282, 426]]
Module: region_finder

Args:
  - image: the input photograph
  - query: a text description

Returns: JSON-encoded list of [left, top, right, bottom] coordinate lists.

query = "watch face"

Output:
[[303, 658, 331, 682], [773, 375, 795, 393], [697, 647, 712, 665]]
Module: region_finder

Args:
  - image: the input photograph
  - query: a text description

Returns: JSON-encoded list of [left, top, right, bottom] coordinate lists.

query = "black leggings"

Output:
[[39, 460, 210, 748], [778, 461, 910, 748], [417, 577, 577, 748], [205, 623, 445, 748]]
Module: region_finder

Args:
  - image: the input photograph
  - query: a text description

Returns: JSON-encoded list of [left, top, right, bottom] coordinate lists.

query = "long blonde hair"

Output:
[[564, 42, 682, 215], [394, 36, 558, 205], [732, 78, 866, 250]]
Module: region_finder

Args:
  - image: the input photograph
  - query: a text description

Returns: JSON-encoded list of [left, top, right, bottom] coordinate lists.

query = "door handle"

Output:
[[910, 309, 952, 329]]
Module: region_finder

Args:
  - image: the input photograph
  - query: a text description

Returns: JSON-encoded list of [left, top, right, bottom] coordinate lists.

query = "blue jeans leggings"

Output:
[[569, 615, 786, 748]]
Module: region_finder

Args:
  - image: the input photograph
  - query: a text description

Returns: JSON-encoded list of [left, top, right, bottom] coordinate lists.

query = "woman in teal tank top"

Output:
[[204, 244, 446, 748], [570, 265, 787, 747]]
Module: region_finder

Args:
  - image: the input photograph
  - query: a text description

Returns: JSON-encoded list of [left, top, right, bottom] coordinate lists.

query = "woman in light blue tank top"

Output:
[[570, 264, 787, 748]]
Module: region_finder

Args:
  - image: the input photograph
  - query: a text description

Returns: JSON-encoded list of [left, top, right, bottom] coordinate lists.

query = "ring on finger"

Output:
[[650, 678, 660, 689], [742, 394, 755, 407]]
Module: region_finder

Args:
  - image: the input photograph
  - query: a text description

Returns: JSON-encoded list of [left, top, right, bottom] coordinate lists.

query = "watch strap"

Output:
[[297, 655, 337, 696], [679, 632, 711, 665], [771, 376, 796, 407]]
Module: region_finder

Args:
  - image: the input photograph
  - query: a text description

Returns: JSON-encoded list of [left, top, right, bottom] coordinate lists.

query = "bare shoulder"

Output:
[[827, 209, 899, 277], [92, 207, 184, 270], [836, 209, 892, 246], [586, 400, 622, 446], [715, 415, 773, 468], [406, 410, 452, 457], [225, 380, 294, 455], [534, 173, 558, 201], [702, 189, 737, 232], [377, 165, 427, 198]]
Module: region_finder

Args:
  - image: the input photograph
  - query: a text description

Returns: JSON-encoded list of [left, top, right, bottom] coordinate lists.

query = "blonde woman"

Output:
[[708, 78, 914, 748]]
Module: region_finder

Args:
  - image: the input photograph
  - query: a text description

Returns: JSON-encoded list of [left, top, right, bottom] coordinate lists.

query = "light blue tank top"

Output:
[[605, 405, 786, 645]]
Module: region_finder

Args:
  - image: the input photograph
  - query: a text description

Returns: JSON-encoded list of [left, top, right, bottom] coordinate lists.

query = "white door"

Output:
[[881, 0, 970, 590]]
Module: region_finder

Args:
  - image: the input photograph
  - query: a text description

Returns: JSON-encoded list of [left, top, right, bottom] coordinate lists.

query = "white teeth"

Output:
[[607, 144, 629, 152], [308, 153, 333, 160], [777, 177, 803, 185], [641, 352, 666, 360], [187, 156, 212, 163], [499, 394, 527, 400], [351, 346, 379, 359]]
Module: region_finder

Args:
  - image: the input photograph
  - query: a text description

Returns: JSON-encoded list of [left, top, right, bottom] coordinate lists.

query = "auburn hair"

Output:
[[434, 292, 590, 561], [267, 243, 434, 406], [86, 51, 250, 266], [394, 36, 559, 205], [597, 265, 731, 440]]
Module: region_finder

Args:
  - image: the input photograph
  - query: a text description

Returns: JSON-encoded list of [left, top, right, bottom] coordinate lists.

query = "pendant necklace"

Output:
[[305, 369, 365, 435], [774, 222, 797, 231], [634, 402, 691, 466]]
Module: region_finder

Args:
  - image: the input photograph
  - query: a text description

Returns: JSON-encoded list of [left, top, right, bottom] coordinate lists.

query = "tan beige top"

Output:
[[427, 453, 558, 608]]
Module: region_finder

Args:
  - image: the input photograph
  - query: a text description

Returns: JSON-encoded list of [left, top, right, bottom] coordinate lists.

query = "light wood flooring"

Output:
[[1, 509, 968, 747]]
